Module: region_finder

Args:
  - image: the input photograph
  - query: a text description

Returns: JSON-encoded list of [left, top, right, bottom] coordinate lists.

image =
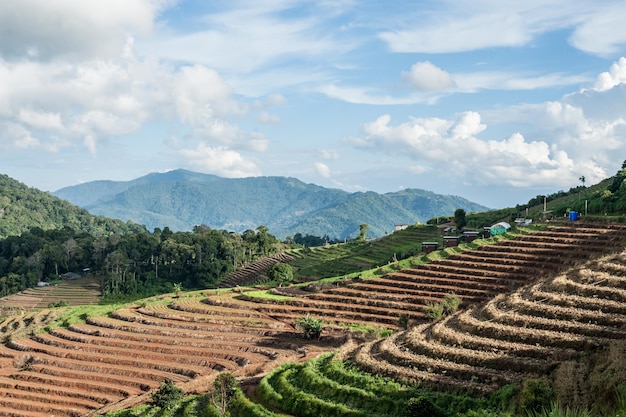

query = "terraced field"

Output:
[[219, 252, 296, 288], [0, 277, 101, 313], [0, 222, 623, 416], [287, 225, 438, 280], [238, 223, 626, 330], [0, 296, 329, 416], [350, 247, 626, 395]]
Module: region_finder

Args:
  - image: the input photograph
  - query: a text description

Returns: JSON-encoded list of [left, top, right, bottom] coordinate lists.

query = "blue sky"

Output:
[[2, 1, 626, 209]]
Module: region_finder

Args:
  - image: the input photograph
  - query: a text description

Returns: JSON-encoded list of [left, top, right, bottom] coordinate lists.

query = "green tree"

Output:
[[519, 379, 554, 414], [358, 223, 369, 241], [150, 378, 183, 410], [453, 208, 467, 230], [267, 262, 294, 287], [210, 372, 238, 417]]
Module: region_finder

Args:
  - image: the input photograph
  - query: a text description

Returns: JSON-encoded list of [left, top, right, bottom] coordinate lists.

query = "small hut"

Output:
[[443, 235, 462, 248], [463, 231, 480, 243], [422, 242, 439, 254]]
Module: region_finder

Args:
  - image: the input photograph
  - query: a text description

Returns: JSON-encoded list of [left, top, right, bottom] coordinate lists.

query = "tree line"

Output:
[[0, 224, 283, 302]]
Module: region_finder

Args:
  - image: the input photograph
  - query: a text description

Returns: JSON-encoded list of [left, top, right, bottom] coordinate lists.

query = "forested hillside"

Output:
[[0, 224, 282, 302], [0, 174, 144, 239]]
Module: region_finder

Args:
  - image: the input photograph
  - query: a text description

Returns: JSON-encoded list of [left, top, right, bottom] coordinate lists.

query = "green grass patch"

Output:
[[243, 290, 295, 302], [337, 322, 394, 338], [44, 303, 126, 331]]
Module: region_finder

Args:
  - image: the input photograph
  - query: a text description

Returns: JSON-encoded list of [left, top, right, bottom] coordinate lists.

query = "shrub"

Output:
[[424, 293, 462, 321], [405, 396, 446, 417], [150, 378, 183, 410], [268, 262, 294, 287], [519, 379, 554, 415], [424, 302, 444, 320], [441, 293, 461, 314], [296, 314, 323, 339], [398, 314, 409, 329]]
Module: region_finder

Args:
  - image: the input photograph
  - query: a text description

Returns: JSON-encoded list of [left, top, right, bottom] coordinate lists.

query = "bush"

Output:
[[424, 293, 461, 321], [519, 379, 554, 414], [405, 396, 446, 417], [441, 293, 461, 314], [398, 314, 409, 329], [150, 378, 183, 410], [268, 262, 294, 287], [296, 314, 323, 339], [424, 302, 444, 320]]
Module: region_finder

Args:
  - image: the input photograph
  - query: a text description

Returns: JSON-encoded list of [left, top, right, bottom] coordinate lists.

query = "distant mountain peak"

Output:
[[53, 169, 490, 239]]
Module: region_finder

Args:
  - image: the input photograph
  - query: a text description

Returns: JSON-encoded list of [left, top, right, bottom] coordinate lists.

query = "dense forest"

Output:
[[0, 224, 282, 302]]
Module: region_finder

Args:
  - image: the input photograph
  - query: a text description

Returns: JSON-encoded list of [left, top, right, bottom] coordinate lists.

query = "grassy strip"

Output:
[[289, 360, 404, 415], [259, 365, 367, 417], [243, 290, 295, 302]]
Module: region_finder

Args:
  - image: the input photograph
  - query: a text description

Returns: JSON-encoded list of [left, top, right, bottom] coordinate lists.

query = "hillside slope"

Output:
[[53, 169, 489, 239], [0, 223, 623, 415], [0, 174, 144, 239]]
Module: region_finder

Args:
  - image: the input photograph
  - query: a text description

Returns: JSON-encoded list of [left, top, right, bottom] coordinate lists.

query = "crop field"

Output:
[[350, 246, 626, 396], [286, 225, 439, 280], [0, 293, 335, 416], [219, 252, 296, 288], [0, 222, 624, 416], [237, 223, 625, 330], [0, 277, 101, 313]]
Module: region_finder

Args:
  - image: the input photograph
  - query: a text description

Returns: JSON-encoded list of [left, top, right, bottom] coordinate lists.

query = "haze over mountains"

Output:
[[53, 169, 489, 239]]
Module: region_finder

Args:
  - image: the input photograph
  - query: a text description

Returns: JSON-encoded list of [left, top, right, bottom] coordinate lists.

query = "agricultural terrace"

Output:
[[235, 223, 626, 331], [0, 222, 624, 416], [219, 252, 295, 288], [0, 277, 101, 313], [287, 225, 438, 281], [349, 246, 626, 405], [0, 293, 336, 416]]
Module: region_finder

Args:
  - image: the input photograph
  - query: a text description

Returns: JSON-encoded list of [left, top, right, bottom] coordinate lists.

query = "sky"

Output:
[[2, 0, 626, 209]]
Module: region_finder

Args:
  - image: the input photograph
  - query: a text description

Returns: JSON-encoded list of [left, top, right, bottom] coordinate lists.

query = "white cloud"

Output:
[[314, 162, 332, 178], [319, 84, 433, 105], [0, 0, 170, 60], [568, 3, 626, 56], [378, 1, 625, 57], [18, 109, 64, 131], [322, 65, 588, 106], [355, 111, 585, 188], [258, 112, 281, 124], [180, 143, 261, 178], [319, 149, 339, 160], [5, 123, 39, 149], [0, 38, 268, 155], [402, 61, 455, 92], [593, 57, 626, 91], [453, 71, 589, 92], [143, 2, 355, 74]]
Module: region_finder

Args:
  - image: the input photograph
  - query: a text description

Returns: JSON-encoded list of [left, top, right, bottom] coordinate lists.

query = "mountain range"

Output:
[[53, 169, 490, 239]]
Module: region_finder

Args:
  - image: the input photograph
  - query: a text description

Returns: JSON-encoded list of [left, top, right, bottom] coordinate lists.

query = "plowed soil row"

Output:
[[350, 244, 626, 395], [0, 295, 328, 416], [0, 277, 101, 311], [242, 223, 626, 329]]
